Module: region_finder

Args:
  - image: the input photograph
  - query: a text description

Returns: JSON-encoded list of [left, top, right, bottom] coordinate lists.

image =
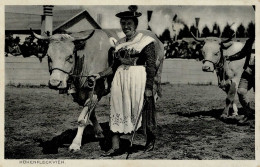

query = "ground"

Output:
[[5, 84, 255, 159]]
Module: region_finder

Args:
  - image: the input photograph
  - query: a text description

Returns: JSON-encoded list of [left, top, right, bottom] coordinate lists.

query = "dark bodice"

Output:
[[99, 42, 156, 90]]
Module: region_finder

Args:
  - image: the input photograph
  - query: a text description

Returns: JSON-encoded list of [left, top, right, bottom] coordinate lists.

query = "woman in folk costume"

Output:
[[93, 6, 157, 156]]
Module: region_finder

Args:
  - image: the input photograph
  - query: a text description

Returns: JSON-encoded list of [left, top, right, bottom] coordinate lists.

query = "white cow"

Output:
[[192, 34, 247, 118]]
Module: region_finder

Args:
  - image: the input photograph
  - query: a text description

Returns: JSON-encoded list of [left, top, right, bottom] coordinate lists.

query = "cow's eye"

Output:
[[66, 55, 73, 63]]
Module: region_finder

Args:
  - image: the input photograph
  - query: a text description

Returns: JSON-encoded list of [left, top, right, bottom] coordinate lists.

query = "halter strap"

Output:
[[202, 50, 225, 70], [48, 51, 90, 78]]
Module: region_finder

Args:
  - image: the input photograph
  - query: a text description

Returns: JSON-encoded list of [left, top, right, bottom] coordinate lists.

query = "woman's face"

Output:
[[120, 18, 136, 37]]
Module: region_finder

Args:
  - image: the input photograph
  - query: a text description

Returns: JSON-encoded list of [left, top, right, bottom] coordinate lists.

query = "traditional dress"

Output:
[[99, 32, 157, 134]]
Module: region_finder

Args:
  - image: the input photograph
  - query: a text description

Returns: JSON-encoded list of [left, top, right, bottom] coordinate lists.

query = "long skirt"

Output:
[[110, 65, 146, 134]]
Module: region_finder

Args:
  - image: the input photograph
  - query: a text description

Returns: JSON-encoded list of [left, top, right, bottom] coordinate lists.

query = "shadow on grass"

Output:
[[34, 122, 145, 155], [176, 108, 247, 125]]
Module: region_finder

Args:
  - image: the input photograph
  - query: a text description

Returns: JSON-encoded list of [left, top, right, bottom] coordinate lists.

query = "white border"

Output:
[[0, 1, 259, 167]]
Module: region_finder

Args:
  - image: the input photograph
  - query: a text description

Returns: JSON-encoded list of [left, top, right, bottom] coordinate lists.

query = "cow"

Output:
[[32, 29, 164, 152], [191, 33, 247, 118]]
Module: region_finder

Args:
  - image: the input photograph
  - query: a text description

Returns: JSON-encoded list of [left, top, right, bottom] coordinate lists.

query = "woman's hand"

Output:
[[90, 74, 101, 80], [144, 89, 153, 97], [87, 74, 100, 88]]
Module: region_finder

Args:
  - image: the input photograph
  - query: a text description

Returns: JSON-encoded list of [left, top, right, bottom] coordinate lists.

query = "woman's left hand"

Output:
[[144, 89, 153, 97], [90, 74, 101, 80]]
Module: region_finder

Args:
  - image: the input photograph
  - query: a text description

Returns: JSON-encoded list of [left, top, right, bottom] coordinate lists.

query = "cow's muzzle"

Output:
[[49, 79, 62, 89], [202, 61, 214, 72], [48, 70, 69, 89], [202, 65, 212, 72]]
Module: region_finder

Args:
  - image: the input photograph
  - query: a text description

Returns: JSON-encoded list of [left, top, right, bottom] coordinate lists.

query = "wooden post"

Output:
[[97, 14, 102, 26]]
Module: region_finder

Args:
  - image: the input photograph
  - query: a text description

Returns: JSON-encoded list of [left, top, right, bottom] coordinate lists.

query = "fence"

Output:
[[161, 59, 217, 85], [5, 56, 218, 86], [5, 56, 50, 85]]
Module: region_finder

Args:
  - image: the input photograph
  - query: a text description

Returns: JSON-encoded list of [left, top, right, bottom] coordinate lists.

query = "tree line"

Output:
[[159, 21, 255, 42]]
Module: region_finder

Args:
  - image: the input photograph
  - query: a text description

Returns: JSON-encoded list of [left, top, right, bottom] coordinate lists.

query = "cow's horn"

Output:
[[191, 32, 204, 43], [73, 30, 95, 42], [221, 33, 235, 43], [30, 28, 50, 40]]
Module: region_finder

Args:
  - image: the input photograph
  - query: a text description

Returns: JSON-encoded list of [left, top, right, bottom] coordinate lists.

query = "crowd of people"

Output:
[[5, 33, 49, 62], [163, 39, 203, 60], [5, 33, 204, 63]]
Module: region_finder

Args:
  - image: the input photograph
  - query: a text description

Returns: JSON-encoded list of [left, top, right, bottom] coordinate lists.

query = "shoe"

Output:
[[144, 139, 155, 152], [144, 134, 155, 152], [101, 148, 124, 157]]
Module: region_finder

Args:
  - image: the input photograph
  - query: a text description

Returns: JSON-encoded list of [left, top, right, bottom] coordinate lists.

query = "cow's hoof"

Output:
[[69, 143, 81, 152], [231, 113, 238, 117], [229, 114, 240, 120], [227, 114, 235, 118], [234, 115, 246, 121], [220, 114, 228, 119]]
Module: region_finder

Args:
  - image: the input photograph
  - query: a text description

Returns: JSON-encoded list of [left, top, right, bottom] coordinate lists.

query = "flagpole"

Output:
[[195, 17, 200, 38]]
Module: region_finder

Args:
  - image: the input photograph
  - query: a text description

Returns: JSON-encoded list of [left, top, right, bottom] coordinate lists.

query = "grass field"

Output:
[[5, 84, 255, 159]]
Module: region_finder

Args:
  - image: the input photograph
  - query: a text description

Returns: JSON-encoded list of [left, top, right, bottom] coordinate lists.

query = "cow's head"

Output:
[[191, 32, 234, 72], [32, 30, 95, 89]]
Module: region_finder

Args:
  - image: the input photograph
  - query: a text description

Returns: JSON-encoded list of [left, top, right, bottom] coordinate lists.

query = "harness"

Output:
[[48, 51, 96, 89], [202, 49, 225, 70], [47, 30, 97, 89], [202, 48, 228, 89]]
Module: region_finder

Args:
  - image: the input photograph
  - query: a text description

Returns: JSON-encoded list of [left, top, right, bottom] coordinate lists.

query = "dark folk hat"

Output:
[[116, 5, 142, 18]]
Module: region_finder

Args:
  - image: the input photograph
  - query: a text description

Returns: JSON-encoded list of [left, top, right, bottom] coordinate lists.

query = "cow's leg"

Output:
[[78, 106, 90, 125], [82, 95, 104, 138], [69, 125, 86, 152], [89, 109, 104, 138], [230, 84, 239, 117], [69, 106, 89, 152], [221, 81, 236, 118], [232, 102, 238, 116]]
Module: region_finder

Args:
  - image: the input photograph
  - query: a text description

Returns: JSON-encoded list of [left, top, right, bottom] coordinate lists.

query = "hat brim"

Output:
[[116, 11, 142, 18]]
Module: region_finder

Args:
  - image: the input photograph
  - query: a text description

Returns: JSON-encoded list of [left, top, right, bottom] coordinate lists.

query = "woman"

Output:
[[93, 6, 157, 156]]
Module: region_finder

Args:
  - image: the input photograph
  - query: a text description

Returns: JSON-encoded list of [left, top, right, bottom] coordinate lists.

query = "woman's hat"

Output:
[[116, 5, 142, 18]]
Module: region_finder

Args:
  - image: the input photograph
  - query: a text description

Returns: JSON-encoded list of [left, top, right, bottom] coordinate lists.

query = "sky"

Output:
[[5, 5, 255, 37], [83, 6, 255, 37]]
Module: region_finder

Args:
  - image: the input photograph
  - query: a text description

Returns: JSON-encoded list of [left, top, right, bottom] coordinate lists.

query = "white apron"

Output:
[[110, 65, 146, 133], [109, 32, 155, 134]]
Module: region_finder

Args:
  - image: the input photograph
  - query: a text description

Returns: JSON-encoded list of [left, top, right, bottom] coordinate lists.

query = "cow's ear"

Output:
[[109, 37, 117, 47]]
